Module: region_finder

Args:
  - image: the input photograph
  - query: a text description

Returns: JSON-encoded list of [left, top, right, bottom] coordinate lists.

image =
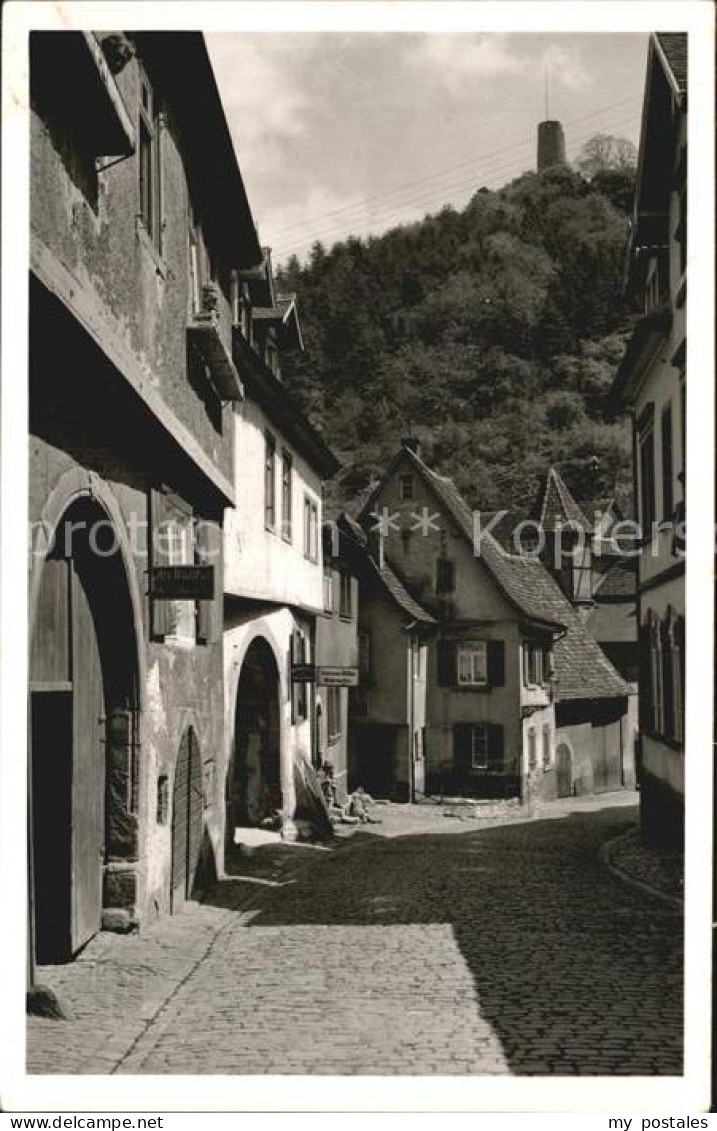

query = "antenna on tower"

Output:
[[544, 65, 549, 119]]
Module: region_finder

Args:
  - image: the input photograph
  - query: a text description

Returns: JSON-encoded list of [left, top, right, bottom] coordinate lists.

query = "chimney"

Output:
[[537, 120, 566, 172], [402, 436, 422, 459]]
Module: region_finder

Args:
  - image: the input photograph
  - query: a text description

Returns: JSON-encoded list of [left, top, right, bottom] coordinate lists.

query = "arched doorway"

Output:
[[556, 743, 573, 799], [171, 727, 204, 912], [226, 637, 281, 844], [29, 498, 139, 962]]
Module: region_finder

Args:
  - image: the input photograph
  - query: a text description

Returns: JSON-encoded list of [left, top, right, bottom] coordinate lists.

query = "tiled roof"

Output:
[[374, 560, 436, 625], [593, 558, 637, 599], [529, 467, 593, 534], [655, 32, 687, 93], [365, 446, 629, 700], [588, 602, 637, 645]]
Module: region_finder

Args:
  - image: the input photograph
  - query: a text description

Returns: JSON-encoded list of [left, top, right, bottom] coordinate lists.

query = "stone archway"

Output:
[[30, 494, 141, 961], [226, 636, 282, 846]]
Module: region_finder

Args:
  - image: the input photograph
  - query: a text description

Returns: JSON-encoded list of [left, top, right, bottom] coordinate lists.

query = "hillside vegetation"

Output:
[[277, 157, 638, 515]]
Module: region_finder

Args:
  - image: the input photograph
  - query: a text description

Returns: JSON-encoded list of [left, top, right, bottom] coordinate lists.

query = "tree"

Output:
[[576, 134, 637, 178]]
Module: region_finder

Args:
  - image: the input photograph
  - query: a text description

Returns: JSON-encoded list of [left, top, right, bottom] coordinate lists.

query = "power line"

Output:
[[274, 111, 640, 261], [267, 94, 638, 245]]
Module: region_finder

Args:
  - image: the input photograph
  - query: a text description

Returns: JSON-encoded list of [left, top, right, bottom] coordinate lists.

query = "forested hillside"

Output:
[[276, 152, 638, 515]]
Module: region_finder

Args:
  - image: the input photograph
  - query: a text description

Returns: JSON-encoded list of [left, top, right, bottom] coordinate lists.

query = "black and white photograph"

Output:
[[1, 0, 713, 1118]]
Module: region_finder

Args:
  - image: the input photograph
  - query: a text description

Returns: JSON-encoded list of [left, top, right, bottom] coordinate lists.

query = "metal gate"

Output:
[[171, 727, 204, 912]]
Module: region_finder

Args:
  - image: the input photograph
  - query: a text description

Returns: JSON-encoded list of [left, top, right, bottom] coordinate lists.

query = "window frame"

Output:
[[542, 724, 551, 770], [327, 686, 342, 744], [264, 432, 277, 532], [303, 494, 319, 563], [281, 449, 293, 543], [527, 727, 537, 771], [436, 557, 456, 594], [470, 724, 489, 770], [523, 641, 546, 688], [638, 419, 656, 539], [399, 474, 414, 501], [456, 641, 488, 687], [138, 66, 162, 250], [323, 565, 334, 614]]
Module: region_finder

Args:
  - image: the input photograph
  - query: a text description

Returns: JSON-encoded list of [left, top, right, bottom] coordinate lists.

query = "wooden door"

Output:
[[70, 547, 107, 952], [593, 718, 623, 793], [171, 729, 204, 912]]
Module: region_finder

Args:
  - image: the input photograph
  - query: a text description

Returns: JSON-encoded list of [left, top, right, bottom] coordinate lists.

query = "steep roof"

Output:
[[593, 558, 637, 599], [588, 602, 637, 645], [529, 467, 593, 534], [360, 446, 629, 700], [335, 513, 434, 625]]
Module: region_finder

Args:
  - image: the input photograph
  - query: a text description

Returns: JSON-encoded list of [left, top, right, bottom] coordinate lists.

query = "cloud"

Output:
[[263, 184, 379, 265], [407, 34, 592, 97], [206, 35, 312, 164]]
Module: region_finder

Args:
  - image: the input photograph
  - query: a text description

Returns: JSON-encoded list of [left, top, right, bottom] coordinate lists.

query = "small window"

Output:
[[399, 475, 414, 500], [138, 69, 162, 248], [327, 686, 342, 744], [457, 642, 488, 686], [291, 631, 308, 722], [156, 775, 169, 824], [471, 725, 489, 770], [304, 496, 318, 562], [281, 451, 293, 541], [436, 558, 456, 594], [528, 728, 537, 771], [523, 642, 545, 687], [339, 571, 352, 619], [542, 725, 551, 769], [265, 433, 276, 531]]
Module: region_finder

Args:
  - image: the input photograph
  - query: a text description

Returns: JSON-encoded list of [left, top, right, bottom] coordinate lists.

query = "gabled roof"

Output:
[[359, 446, 630, 700], [588, 602, 637, 645], [529, 467, 593, 534], [359, 446, 567, 632], [592, 557, 637, 599], [334, 514, 434, 626]]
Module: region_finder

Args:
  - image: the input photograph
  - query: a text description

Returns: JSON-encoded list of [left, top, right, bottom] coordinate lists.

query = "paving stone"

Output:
[[27, 795, 682, 1076]]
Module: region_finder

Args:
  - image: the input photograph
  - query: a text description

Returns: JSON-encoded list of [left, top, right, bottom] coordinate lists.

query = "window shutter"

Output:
[[150, 487, 173, 639], [487, 723, 504, 769], [661, 612, 675, 739], [437, 640, 456, 687], [196, 518, 221, 644], [453, 724, 472, 769], [487, 640, 505, 687]]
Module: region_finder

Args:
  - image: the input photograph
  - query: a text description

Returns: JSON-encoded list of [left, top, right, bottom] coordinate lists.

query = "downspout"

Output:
[[408, 635, 415, 803]]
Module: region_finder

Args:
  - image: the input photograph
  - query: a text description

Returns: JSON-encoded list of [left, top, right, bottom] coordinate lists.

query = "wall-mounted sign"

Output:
[[150, 565, 214, 601], [292, 663, 316, 683], [317, 666, 359, 687]]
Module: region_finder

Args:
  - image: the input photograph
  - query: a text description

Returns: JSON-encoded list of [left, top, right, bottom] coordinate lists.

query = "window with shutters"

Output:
[[661, 404, 674, 522], [470, 725, 489, 770], [436, 558, 456, 594], [290, 631, 309, 723], [649, 611, 664, 734], [151, 488, 195, 642], [457, 642, 487, 686]]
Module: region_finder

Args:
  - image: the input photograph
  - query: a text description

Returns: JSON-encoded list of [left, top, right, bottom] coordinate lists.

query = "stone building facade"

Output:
[[29, 31, 262, 961]]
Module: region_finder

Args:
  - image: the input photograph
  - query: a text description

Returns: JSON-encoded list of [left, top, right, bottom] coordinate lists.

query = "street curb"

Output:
[[600, 828, 683, 914]]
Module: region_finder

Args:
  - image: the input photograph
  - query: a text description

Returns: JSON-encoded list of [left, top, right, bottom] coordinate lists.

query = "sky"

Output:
[[207, 32, 649, 267]]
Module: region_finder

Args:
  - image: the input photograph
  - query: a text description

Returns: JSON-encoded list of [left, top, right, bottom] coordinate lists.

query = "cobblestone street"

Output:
[[28, 796, 683, 1076]]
